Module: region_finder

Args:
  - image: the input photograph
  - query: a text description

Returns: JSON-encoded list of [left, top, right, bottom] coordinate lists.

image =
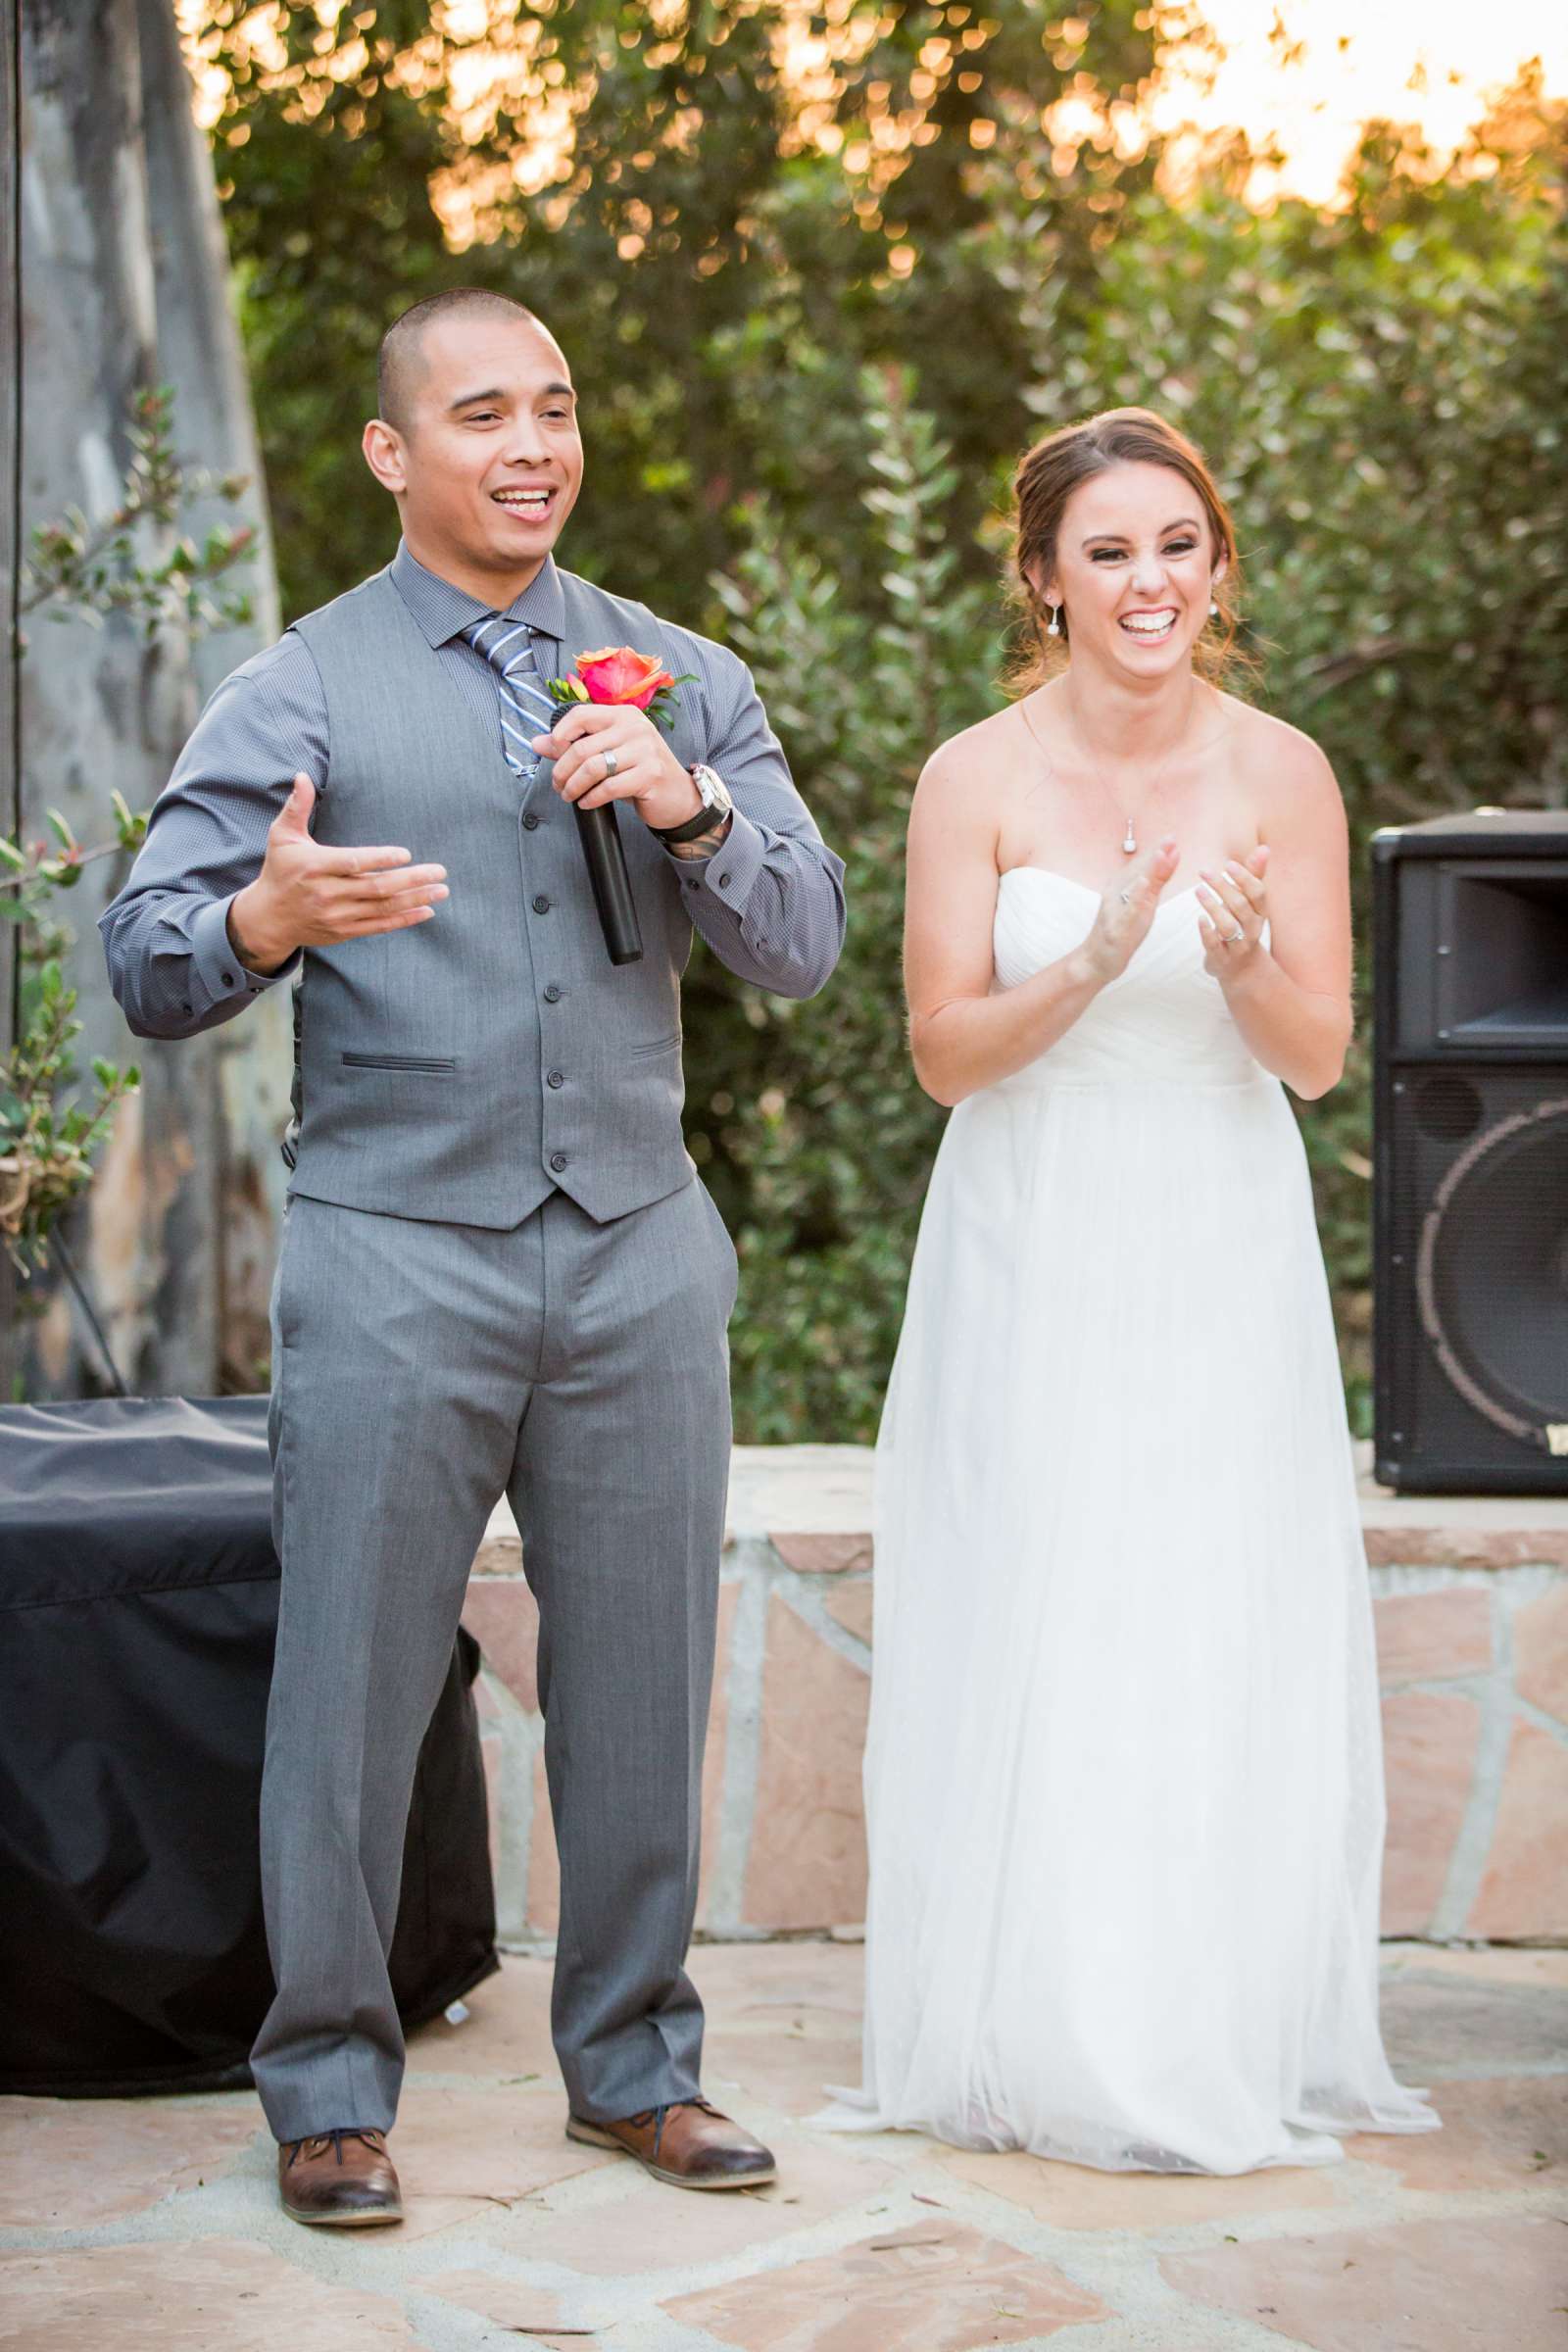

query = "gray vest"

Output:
[[286, 566, 707, 1227]]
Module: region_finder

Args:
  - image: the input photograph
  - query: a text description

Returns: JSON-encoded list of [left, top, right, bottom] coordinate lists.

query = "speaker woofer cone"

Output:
[[1416, 1097, 1568, 1448]]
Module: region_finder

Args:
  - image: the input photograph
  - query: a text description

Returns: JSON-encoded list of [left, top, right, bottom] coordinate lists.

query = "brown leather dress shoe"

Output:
[[277, 2127, 403, 2227], [566, 2097, 775, 2189]]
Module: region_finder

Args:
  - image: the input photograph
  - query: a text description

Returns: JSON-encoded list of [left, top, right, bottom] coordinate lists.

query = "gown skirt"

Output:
[[819, 868, 1440, 2174]]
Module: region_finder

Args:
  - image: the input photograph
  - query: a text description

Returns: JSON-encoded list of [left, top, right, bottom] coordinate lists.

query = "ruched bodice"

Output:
[[992, 867, 1262, 1090]]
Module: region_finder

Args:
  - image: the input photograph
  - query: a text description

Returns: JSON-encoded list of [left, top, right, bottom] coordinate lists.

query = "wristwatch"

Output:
[[651, 762, 734, 845]]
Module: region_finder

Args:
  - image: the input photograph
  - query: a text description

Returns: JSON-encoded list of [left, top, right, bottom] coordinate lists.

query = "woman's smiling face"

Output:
[[1042, 461, 1224, 675]]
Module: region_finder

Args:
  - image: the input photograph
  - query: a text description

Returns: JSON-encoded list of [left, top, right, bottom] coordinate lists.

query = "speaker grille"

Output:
[[1378, 1065, 1568, 1488], [1416, 1097, 1568, 1446]]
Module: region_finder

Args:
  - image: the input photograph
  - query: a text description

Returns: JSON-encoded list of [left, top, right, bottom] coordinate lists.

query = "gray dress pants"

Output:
[[249, 1176, 737, 2143]]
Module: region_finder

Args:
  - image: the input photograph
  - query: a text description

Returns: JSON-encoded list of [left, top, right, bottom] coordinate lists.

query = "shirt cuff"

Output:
[[190, 895, 301, 1009], [668, 805, 767, 910]]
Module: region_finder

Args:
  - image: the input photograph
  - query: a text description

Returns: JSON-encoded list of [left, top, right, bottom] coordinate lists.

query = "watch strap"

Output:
[[652, 802, 724, 846], [652, 765, 731, 844]]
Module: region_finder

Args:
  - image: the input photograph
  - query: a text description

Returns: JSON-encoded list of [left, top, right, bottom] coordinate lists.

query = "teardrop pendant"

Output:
[[1122, 818, 1137, 855]]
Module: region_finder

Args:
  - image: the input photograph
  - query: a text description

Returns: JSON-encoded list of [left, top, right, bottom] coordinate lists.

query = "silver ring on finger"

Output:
[[1225, 925, 1246, 945], [601, 746, 619, 778], [1118, 888, 1131, 906]]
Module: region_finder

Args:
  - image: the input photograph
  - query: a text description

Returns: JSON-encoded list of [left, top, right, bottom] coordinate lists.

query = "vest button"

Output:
[[532, 894, 551, 913], [550, 1152, 568, 1173], [547, 1069, 565, 1089], [543, 983, 563, 1004], [522, 812, 539, 830]]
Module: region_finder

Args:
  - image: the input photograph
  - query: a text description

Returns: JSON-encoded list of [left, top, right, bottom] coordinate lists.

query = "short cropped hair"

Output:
[[377, 289, 547, 433]]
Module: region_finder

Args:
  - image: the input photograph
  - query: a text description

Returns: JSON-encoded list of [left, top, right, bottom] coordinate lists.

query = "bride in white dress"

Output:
[[822, 407, 1439, 2175]]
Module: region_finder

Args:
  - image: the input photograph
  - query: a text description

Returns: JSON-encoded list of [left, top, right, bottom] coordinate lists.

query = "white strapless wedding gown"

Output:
[[821, 868, 1439, 2174]]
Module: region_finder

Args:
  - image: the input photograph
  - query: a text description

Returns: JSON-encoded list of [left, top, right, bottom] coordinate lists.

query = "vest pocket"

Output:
[[341, 1051, 458, 1075], [625, 1030, 681, 1059]]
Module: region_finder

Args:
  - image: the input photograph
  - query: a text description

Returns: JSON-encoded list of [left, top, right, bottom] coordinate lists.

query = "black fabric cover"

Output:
[[0, 1396, 499, 2097]]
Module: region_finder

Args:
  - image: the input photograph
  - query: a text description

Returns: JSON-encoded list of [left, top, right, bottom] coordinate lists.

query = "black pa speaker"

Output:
[[1372, 810, 1568, 1494]]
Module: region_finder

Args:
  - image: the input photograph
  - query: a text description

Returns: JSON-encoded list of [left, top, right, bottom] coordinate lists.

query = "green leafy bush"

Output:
[[196, 4, 1567, 1437]]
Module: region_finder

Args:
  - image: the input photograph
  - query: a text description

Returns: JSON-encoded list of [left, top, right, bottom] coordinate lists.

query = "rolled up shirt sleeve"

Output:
[[663, 633, 846, 1000], [98, 638, 327, 1039]]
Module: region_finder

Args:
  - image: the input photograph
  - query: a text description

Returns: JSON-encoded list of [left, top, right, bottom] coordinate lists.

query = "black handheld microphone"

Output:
[[575, 801, 643, 966]]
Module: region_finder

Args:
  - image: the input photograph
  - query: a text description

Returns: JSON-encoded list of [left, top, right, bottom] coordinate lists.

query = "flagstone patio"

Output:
[[2, 1938, 1563, 2350]]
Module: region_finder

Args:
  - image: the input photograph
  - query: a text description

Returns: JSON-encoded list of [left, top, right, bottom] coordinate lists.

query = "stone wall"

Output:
[[464, 1446, 1568, 1947]]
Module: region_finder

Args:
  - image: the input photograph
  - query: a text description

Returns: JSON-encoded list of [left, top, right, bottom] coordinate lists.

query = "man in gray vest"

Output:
[[100, 288, 846, 2226]]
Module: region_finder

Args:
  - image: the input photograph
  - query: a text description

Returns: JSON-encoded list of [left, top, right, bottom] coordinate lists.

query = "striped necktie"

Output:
[[463, 613, 558, 776]]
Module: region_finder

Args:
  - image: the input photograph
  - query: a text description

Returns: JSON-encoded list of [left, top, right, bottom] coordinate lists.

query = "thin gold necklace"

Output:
[[1063, 678, 1199, 857]]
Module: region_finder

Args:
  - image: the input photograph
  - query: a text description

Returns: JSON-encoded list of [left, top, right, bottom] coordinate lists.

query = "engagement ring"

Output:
[[1225, 926, 1245, 944]]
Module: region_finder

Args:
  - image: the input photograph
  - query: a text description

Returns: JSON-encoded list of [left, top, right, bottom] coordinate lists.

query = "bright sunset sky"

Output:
[[1152, 0, 1568, 202], [184, 2, 1568, 210]]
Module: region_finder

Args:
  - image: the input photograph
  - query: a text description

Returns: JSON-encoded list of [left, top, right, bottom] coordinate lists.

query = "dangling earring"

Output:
[[1047, 603, 1061, 638], [1208, 597, 1220, 618]]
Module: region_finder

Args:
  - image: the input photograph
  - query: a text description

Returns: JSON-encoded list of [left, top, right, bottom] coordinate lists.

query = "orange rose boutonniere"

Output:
[[548, 645, 694, 729]]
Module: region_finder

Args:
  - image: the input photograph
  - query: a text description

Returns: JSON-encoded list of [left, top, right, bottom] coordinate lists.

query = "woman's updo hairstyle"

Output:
[[1004, 406, 1244, 694]]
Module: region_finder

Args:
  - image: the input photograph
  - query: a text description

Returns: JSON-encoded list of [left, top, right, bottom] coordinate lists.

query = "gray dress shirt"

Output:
[[100, 541, 846, 1037]]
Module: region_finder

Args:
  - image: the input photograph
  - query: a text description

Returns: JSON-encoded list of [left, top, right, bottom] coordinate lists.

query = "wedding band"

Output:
[[602, 747, 619, 777], [1118, 889, 1131, 906]]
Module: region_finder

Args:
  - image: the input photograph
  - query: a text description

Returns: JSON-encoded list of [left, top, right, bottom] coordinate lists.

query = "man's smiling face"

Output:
[[365, 310, 584, 603]]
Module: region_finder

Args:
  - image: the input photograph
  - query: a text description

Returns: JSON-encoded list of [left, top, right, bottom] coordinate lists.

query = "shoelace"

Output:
[[623, 2098, 719, 2163], [285, 2127, 385, 2169]]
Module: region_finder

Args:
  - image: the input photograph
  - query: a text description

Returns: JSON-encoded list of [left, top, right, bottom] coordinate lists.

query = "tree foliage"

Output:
[[4, 389, 255, 1284], [190, 2, 1568, 1435]]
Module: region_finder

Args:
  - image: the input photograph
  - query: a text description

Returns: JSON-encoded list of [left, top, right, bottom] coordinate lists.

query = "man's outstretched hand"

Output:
[[226, 775, 449, 975]]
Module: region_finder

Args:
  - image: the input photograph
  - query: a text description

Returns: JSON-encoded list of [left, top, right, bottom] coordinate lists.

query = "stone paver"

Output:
[[1515, 1583, 1568, 1723], [0, 2239, 420, 2349], [460, 1579, 541, 1713], [416, 2267, 564, 2334], [405, 1945, 556, 2079], [1372, 1587, 1493, 1683], [937, 2143, 1344, 2231], [524, 2135, 900, 2276], [1377, 1966, 1568, 2075], [1345, 2076, 1566, 2192], [1160, 2216, 1568, 2352], [527, 1745, 562, 1932], [825, 1584, 874, 1644], [1379, 1690, 1483, 1934], [385, 2083, 613, 2203], [744, 1595, 870, 1930], [1382, 1940, 1568, 1990], [663, 2221, 1111, 2348], [0, 2099, 260, 2230], [0, 1940, 1562, 2351], [703, 2002, 866, 2118], [1467, 1719, 1568, 1938]]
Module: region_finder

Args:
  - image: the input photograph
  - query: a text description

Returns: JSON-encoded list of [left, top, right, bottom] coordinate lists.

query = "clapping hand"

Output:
[[1082, 835, 1180, 983], [1197, 846, 1269, 979]]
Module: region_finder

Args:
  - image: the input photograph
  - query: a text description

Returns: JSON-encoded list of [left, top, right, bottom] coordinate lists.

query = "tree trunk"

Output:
[[6, 0, 282, 1399], [134, 0, 288, 1392], [1, 1, 20, 1386]]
